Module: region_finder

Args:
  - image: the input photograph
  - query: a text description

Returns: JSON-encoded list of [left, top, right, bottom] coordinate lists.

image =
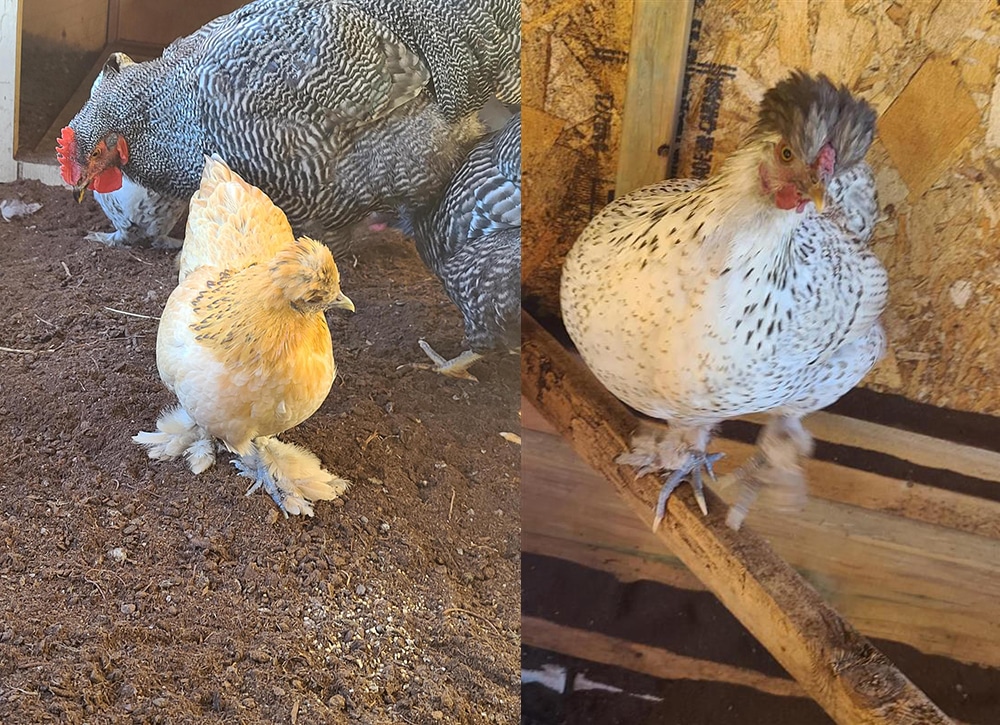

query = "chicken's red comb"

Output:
[[56, 126, 81, 185], [816, 144, 836, 178]]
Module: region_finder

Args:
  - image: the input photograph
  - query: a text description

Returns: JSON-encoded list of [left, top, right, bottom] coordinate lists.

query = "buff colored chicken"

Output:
[[133, 156, 356, 516]]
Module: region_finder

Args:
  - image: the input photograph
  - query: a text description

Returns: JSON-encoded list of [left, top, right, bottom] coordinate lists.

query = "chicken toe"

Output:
[[650, 451, 725, 529], [411, 339, 482, 382], [234, 453, 290, 516]]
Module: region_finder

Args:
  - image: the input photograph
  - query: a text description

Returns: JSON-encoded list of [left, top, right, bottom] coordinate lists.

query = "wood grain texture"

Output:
[[521, 0, 635, 316], [615, 0, 694, 196], [524, 615, 808, 699], [523, 413, 1000, 669], [0, 0, 20, 182], [878, 55, 981, 198], [521, 311, 952, 724]]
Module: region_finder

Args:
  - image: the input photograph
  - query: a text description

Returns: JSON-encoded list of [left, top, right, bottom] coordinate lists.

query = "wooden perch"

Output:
[[521, 310, 951, 725]]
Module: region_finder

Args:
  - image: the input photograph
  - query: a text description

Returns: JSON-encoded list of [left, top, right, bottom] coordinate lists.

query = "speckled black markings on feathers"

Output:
[[401, 113, 521, 353], [68, 0, 520, 252], [561, 72, 886, 431]]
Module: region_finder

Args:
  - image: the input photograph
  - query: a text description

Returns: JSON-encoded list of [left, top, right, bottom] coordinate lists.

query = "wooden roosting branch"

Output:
[[521, 310, 951, 725]]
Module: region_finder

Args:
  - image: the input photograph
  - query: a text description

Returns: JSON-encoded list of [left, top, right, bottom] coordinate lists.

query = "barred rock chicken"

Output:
[[561, 72, 887, 530], [57, 0, 520, 250], [400, 112, 520, 381], [133, 156, 356, 516]]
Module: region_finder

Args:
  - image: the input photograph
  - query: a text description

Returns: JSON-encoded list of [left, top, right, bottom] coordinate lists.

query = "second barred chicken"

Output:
[[400, 113, 521, 381], [133, 156, 355, 516]]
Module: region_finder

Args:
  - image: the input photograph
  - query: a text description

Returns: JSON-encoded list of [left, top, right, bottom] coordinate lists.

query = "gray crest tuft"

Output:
[[754, 70, 876, 170]]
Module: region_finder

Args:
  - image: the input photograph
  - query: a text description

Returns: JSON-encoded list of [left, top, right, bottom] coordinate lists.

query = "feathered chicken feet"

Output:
[[85, 229, 182, 248], [132, 405, 216, 473], [650, 451, 725, 529], [616, 423, 721, 527], [725, 416, 813, 531], [411, 339, 482, 382], [233, 437, 349, 517]]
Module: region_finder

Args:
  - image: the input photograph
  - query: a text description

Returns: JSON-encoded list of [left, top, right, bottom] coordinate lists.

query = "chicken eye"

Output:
[[778, 144, 794, 163]]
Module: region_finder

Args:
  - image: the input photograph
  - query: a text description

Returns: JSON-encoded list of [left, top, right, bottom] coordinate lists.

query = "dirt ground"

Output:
[[0, 180, 520, 724]]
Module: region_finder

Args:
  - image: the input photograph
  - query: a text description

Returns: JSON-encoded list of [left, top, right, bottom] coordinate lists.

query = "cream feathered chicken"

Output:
[[562, 72, 887, 529], [133, 156, 356, 516]]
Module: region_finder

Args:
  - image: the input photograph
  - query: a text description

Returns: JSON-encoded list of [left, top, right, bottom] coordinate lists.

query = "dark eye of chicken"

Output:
[[561, 71, 886, 530]]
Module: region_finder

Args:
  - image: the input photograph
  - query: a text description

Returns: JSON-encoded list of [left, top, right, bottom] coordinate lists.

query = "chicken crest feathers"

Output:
[[754, 70, 876, 169]]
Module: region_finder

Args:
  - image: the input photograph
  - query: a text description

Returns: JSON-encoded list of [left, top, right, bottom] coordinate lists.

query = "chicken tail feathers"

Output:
[[132, 405, 216, 473]]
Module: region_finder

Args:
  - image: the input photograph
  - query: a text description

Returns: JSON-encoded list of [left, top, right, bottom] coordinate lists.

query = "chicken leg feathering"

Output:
[[134, 156, 355, 516]]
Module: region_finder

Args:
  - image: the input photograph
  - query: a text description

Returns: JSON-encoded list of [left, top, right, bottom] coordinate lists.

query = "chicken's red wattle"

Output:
[[92, 166, 124, 193]]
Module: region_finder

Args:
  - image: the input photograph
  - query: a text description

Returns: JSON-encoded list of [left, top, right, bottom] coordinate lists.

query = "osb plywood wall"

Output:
[[523, 0, 1000, 416], [522, 0, 635, 316]]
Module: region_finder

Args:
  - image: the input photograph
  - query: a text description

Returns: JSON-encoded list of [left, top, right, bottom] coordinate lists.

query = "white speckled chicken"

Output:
[[133, 156, 356, 516], [561, 72, 887, 529], [400, 112, 520, 381], [57, 0, 520, 251]]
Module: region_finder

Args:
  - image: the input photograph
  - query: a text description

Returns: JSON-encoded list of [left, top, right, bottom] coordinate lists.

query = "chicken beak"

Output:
[[73, 165, 102, 202], [332, 292, 355, 313], [809, 182, 826, 213]]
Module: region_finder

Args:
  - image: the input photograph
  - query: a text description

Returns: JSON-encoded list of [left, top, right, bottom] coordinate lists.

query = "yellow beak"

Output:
[[332, 292, 355, 313], [809, 182, 826, 213]]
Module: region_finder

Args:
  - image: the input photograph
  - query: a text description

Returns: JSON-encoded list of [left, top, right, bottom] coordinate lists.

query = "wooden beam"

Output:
[[522, 417, 1000, 670], [615, 0, 694, 196], [521, 310, 951, 724], [0, 0, 21, 181], [524, 615, 807, 699]]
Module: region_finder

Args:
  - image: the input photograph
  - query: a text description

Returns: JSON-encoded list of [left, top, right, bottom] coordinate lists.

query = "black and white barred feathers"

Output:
[[63, 0, 520, 249], [403, 113, 521, 355]]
